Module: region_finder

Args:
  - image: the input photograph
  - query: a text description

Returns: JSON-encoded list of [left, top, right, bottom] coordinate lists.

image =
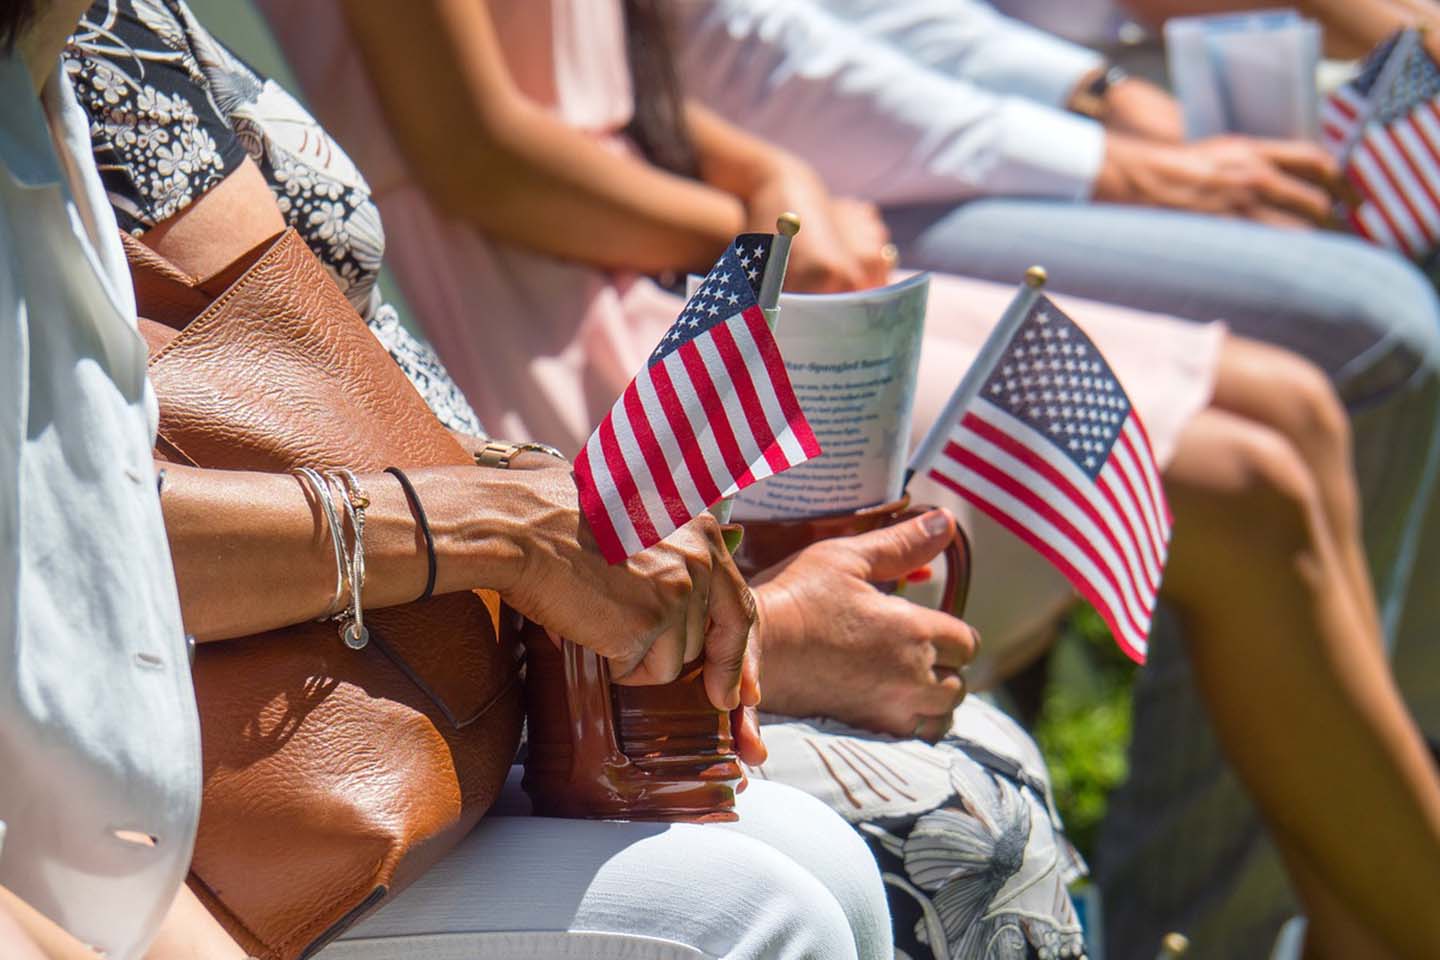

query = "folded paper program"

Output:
[[729, 272, 931, 521]]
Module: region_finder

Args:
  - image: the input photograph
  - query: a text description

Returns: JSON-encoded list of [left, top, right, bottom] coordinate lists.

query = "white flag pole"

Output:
[[711, 213, 800, 523], [904, 265, 1047, 491], [758, 211, 801, 330]]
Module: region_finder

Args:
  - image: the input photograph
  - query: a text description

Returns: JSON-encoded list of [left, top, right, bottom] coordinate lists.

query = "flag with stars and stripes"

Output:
[[1322, 29, 1440, 259], [574, 234, 821, 563], [924, 295, 1170, 662]]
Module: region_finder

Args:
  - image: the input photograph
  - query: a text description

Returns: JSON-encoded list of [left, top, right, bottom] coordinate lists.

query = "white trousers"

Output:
[[318, 772, 892, 960]]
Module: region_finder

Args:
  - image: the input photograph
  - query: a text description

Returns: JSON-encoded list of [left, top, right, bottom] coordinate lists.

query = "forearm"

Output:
[[439, 104, 744, 274], [686, 100, 794, 203], [0, 888, 91, 960], [160, 463, 532, 641], [340, 0, 743, 276]]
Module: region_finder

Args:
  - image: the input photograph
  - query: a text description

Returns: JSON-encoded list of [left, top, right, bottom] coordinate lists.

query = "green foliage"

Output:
[[1033, 606, 1136, 861]]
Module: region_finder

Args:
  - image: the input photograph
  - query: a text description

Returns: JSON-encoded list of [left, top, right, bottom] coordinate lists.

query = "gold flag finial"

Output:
[[1025, 265, 1048, 288], [1158, 932, 1191, 957], [777, 211, 801, 237]]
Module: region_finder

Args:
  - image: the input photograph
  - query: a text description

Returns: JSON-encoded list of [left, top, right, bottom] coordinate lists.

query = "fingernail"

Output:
[[922, 509, 950, 537]]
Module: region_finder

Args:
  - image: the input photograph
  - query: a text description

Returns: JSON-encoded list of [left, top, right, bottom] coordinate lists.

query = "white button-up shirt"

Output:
[[676, 0, 1107, 204], [0, 53, 200, 960]]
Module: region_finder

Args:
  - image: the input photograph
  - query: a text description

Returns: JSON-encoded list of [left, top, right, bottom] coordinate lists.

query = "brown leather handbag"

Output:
[[125, 228, 523, 960]]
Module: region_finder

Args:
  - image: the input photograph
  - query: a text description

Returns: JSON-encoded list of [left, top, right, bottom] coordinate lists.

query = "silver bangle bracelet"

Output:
[[294, 467, 347, 617], [328, 469, 370, 651]]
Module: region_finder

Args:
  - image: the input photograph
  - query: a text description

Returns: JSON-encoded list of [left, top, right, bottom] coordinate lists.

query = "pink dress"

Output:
[[257, 0, 1224, 660]]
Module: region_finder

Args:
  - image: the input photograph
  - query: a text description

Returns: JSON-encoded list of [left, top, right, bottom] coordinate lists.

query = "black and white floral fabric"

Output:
[[754, 696, 1089, 960], [65, 0, 484, 435]]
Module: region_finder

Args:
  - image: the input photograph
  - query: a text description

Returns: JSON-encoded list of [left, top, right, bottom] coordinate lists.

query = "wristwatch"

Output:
[[474, 438, 566, 469], [1070, 63, 1130, 120]]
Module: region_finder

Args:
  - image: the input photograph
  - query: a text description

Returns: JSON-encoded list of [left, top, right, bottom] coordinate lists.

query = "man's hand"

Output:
[[751, 509, 979, 740], [1094, 134, 1341, 227]]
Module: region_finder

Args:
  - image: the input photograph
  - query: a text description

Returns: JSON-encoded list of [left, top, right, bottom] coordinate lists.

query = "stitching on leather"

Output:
[[368, 625, 521, 729], [455, 670, 522, 729], [146, 230, 297, 366], [273, 874, 389, 958], [154, 428, 201, 468]]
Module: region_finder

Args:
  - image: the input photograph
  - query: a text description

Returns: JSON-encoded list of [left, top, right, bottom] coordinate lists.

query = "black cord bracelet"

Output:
[[385, 467, 438, 602]]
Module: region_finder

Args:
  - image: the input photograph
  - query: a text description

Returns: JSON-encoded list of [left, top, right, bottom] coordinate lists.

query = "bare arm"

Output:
[[0, 887, 101, 960], [686, 99, 890, 290], [339, 0, 744, 275], [160, 463, 484, 640]]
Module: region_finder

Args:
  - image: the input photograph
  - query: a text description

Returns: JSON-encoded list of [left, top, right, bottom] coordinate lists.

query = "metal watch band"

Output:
[[474, 438, 566, 469], [1071, 62, 1129, 120], [1087, 63, 1129, 100]]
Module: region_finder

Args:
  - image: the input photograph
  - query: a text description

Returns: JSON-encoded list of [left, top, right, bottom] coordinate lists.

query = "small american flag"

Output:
[[575, 234, 821, 563], [924, 294, 1169, 662], [1322, 29, 1440, 258]]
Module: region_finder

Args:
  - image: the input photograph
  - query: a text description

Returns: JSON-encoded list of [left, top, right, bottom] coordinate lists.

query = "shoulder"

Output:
[[65, 0, 249, 232]]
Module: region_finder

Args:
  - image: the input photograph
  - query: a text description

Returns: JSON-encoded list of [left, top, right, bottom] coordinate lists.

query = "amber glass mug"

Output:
[[520, 496, 971, 821]]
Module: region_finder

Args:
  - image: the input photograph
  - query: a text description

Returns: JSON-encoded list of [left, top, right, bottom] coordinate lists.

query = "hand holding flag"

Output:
[[1322, 28, 1440, 259], [907, 269, 1171, 663], [575, 230, 821, 563]]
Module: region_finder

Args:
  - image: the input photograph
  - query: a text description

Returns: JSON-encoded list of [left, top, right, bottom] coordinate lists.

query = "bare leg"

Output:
[[1280, 844, 1397, 960], [1209, 337, 1409, 955], [1210, 337, 1382, 641], [1162, 408, 1440, 957]]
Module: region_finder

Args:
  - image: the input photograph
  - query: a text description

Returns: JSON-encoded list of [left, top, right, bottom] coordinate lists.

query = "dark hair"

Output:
[[622, 0, 698, 179], [0, 0, 37, 52]]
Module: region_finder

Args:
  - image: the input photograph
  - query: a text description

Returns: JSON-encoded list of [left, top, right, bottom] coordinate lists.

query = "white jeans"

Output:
[[318, 772, 892, 960]]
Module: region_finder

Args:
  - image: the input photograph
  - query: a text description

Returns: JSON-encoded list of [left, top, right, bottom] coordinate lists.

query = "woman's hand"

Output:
[[750, 509, 979, 741], [743, 157, 870, 293], [830, 197, 894, 289], [481, 462, 758, 714]]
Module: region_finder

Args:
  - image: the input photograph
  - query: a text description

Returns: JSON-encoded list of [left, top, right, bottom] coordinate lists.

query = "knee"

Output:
[[728, 781, 890, 956], [1214, 425, 1324, 558], [693, 831, 863, 959], [1277, 354, 1354, 465]]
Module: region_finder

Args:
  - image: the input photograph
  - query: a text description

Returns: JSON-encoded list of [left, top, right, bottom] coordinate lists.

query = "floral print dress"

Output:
[[755, 698, 1091, 960], [64, 0, 483, 435]]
